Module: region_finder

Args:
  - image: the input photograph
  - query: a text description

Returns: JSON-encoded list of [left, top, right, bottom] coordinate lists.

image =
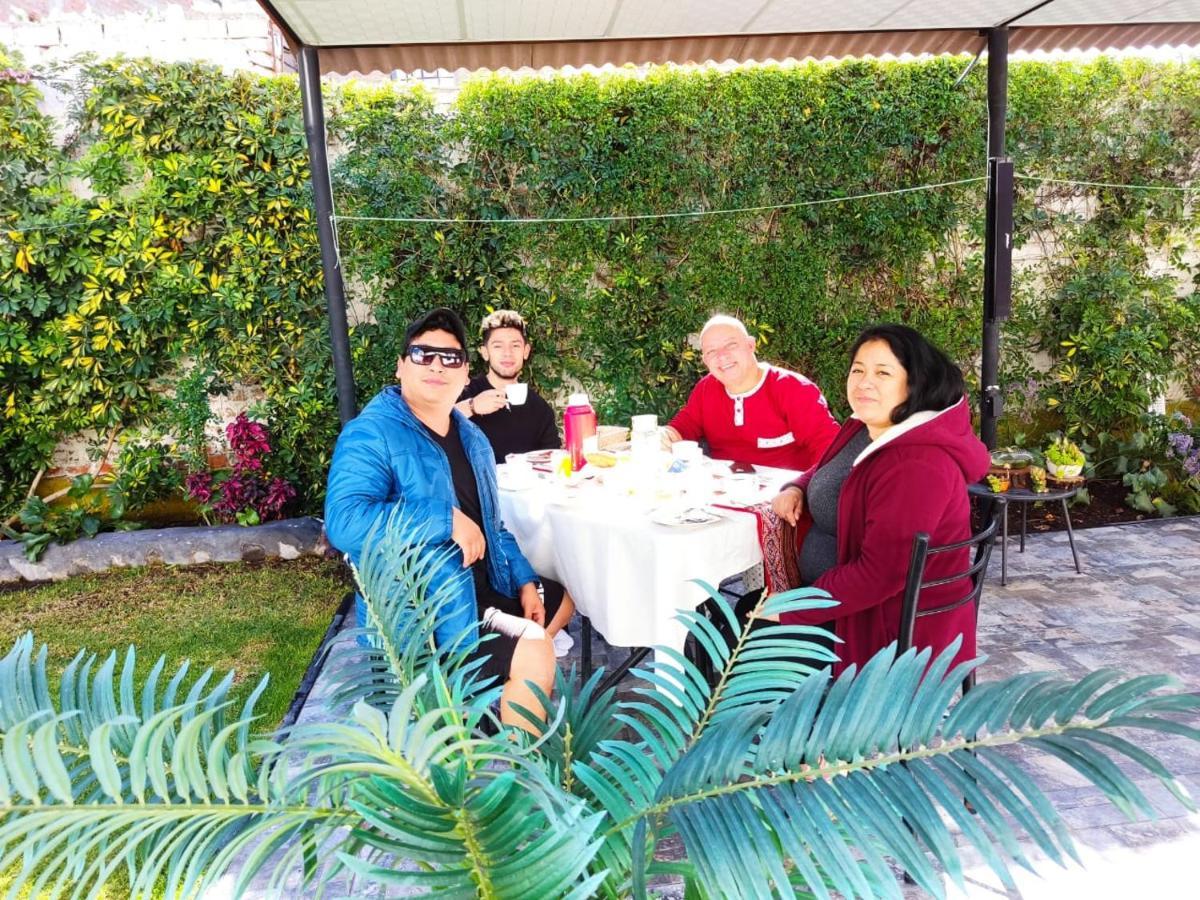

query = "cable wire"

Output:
[[1017, 174, 1196, 193], [332, 177, 988, 226]]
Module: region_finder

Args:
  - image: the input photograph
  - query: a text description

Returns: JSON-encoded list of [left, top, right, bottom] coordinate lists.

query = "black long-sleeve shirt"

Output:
[[459, 375, 560, 461]]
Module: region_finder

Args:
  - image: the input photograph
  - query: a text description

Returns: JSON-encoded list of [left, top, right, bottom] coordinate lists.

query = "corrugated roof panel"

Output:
[[461, 0, 617, 42], [1026, 0, 1200, 26], [257, 1, 1200, 73]]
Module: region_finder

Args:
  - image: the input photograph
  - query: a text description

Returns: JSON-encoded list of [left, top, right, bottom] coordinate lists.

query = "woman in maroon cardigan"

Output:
[[771, 324, 990, 675]]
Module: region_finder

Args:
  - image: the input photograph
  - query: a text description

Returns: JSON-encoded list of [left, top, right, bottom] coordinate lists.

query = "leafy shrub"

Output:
[[0, 477, 109, 560], [103, 437, 184, 520], [0, 53, 329, 523], [2, 52, 1199, 536], [185, 413, 295, 525], [1094, 412, 1200, 516], [1045, 436, 1085, 468], [1026, 245, 1200, 437], [0, 432, 184, 561]]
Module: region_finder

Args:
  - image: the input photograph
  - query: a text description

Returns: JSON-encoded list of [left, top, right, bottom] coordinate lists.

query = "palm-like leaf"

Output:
[[0, 699, 341, 899], [638, 639, 1199, 899], [330, 506, 501, 723], [519, 664, 624, 794], [570, 585, 841, 894], [0, 628, 355, 899], [0, 512, 1196, 899], [282, 675, 606, 897]]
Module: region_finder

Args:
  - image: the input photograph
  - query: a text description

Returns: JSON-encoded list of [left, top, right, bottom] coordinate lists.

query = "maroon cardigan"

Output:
[[781, 397, 990, 676]]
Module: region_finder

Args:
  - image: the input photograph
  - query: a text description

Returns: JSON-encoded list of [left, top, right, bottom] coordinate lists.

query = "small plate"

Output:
[[650, 507, 722, 527], [498, 479, 535, 492], [496, 468, 537, 492]]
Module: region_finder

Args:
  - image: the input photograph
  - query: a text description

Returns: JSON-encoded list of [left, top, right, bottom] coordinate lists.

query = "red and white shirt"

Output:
[[669, 364, 840, 471]]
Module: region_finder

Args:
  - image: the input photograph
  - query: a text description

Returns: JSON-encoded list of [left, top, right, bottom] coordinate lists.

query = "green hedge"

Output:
[[2, 50, 1198, 520]]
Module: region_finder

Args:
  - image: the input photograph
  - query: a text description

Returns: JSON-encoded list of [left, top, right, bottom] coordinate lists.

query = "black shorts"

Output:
[[469, 582, 563, 685]]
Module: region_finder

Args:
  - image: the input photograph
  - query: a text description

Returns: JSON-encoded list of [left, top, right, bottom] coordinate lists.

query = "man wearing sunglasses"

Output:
[[324, 307, 557, 733]]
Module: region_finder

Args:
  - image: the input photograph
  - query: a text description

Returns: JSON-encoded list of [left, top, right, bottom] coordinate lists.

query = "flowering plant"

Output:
[[184, 414, 295, 525], [0, 67, 32, 84], [1029, 465, 1049, 493], [1093, 412, 1200, 518], [985, 473, 1010, 493], [1165, 415, 1200, 481]]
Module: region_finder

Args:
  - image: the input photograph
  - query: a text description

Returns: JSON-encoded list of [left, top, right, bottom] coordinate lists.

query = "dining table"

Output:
[[496, 451, 801, 689]]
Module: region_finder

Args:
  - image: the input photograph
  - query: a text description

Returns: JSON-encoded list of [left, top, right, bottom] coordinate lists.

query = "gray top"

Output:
[[800, 427, 872, 585]]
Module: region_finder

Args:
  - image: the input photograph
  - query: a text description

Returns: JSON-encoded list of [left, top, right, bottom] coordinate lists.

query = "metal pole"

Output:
[[980, 26, 1010, 450], [297, 45, 357, 425]]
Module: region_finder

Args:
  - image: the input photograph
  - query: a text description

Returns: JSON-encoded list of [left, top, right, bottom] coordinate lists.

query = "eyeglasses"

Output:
[[701, 340, 742, 363], [406, 345, 467, 368]]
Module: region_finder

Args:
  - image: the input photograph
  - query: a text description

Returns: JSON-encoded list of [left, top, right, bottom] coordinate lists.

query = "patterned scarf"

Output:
[[715, 500, 801, 594]]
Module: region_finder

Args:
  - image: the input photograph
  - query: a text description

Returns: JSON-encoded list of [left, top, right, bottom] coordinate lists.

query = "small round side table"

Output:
[[967, 482, 1083, 586]]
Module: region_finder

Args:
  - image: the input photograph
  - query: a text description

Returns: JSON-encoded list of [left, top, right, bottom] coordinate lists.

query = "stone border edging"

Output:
[[0, 516, 327, 584], [277, 590, 356, 731]]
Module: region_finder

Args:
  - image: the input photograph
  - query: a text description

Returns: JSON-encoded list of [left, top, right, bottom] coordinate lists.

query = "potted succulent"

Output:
[[1029, 465, 1049, 493], [1045, 436, 1086, 478], [989, 448, 1033, 489]]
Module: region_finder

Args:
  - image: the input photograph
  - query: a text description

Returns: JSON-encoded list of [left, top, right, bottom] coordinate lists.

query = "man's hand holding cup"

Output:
[[470, 389, 508, 416]]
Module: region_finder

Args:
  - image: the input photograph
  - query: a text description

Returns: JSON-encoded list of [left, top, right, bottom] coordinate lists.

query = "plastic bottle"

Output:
[[563, 392, 598, 472]]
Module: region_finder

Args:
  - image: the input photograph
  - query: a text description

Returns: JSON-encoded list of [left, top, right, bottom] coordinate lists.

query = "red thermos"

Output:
[[563, 392, 597, 471]]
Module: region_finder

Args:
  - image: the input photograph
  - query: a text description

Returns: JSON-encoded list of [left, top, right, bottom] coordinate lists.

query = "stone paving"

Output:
[[241, 516, 1200, 898], [938, 516, 1200, 899]]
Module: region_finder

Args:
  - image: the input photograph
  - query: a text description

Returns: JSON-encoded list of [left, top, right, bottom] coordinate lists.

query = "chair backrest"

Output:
[[897, 516, 998, 655]]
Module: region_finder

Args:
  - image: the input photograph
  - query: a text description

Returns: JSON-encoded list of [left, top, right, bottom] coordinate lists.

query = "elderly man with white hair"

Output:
[[664, 314, 839, 472]]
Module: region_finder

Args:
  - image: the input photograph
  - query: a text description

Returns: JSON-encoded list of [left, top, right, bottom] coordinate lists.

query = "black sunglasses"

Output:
[[406, 344, 467, 368]]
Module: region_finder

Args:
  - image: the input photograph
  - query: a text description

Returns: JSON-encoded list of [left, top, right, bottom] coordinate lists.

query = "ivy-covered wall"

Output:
[[3, 50, 1199, 520]]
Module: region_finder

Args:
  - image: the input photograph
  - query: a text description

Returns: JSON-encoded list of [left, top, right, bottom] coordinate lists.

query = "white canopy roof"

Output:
[[255, 0, 1200, 74]]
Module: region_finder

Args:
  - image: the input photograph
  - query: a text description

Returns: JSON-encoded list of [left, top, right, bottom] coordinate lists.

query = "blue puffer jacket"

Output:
[[324, 386, 537, 647]]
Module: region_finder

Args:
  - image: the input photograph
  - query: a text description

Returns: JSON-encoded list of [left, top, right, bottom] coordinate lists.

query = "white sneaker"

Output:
[[552, 630, 574, 657]]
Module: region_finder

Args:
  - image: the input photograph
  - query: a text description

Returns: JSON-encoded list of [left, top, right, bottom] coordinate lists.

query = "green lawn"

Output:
[[0, 557, 350, 730]]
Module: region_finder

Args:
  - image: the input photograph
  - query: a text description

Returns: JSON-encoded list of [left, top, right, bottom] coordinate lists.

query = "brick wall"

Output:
[[48, 382, 267, 477], [2, 0, 294, 74]]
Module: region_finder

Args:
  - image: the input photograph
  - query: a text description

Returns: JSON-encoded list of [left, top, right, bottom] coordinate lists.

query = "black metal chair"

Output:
[[897, 516, 998, 696], [895, 516, 999, 884]]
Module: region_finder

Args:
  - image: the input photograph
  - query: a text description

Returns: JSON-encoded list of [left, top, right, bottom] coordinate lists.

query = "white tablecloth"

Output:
[[497, 464, 799, 664]]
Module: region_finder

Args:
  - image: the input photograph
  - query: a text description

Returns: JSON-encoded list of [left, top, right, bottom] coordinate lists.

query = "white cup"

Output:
[[504, 453, 533, 479], [505, 383, 528, 405], [631, 414, 659, 459], [672, 440, 701, 461], [631, 414, 658, 433]]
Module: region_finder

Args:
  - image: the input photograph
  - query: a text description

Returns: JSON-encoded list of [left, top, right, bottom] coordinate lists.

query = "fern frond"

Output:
[[328, 506, 502, 734], [283, 673, 606, 896], [639, 642, 1199, 899]]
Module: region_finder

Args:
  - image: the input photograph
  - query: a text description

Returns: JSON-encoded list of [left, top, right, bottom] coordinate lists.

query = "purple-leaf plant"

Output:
[[184, 414, 296, 525]]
